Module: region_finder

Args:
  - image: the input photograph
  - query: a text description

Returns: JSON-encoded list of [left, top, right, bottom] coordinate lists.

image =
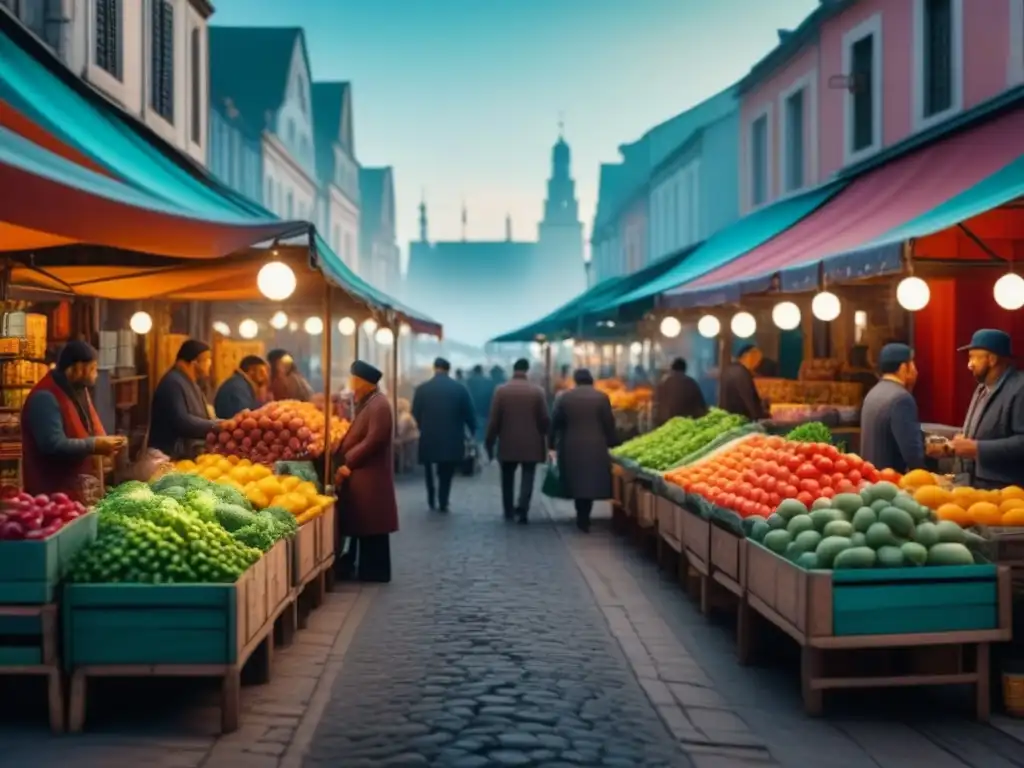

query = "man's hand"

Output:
[[548, 449, 557, 464], [951, 437, 979, 459], [925, 441, 948, 458], [337, 465, 352, 481], [94, 436, 124, 456]]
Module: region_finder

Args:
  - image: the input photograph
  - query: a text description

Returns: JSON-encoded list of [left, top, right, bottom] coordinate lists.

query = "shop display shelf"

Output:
[[0, 512, 97, 604]]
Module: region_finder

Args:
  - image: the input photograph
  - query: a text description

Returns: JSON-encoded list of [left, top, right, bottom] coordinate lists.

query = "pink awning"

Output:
[[681, 107, 1024, 293]]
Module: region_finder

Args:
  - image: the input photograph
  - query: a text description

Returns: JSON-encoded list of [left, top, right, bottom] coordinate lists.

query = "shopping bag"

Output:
[[541, 461, 572, 500]]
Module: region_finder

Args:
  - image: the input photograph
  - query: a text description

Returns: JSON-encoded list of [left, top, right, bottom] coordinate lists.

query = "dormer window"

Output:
[[94, 0, 123, 81], [150, 0, 175, 123]]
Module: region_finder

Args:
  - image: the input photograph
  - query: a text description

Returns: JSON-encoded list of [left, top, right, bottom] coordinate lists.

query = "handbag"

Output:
[[459, 438, 480, 477], [541, 460, 572, 500]]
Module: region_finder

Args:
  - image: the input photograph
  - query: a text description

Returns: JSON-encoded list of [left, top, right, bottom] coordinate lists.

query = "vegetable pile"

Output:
[[205, 399, 350, 465], [611, 408, 747, 471], [746, 480, 982, 570], [785, 421, 833, 444], [899, 470, 1024, 527], [0, 491, 88, 540]]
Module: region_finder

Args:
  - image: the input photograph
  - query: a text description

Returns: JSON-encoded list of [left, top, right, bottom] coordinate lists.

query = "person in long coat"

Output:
[[719, 344, 768, 421], [465, 364, 494, 442], [485, 358, 550, 523], [335, 360, 398, 583], [550, 368, 618, 532], [412, 357, 477, 511], [655, 357, 707, 425]]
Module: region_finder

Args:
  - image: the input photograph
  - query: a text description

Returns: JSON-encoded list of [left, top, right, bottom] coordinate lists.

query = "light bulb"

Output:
[[129, 311, 153, 335], [212, 320, 231, 336], [362, 318, 378, 334], [771, 301, 801, 330], [731, 311, 756, 339], [269, 311, 288, 330], [994, 273, 1024, 310], [659, 316, 682, 338], [399, 323, 412, 336], [257, 261, 297, 301], [563, 337, 575, 347], [811, 291, 841, 322], [337, 317, 356, 336], [629, 341, 643, 355], [375, 327, 395, 345], [529, 342, 542, 357], [288, 321, 299, 332], [896, 276, 930, 311], [697, 315, 720, 338], [304, 316, 324, 335], [238, 318, 258, 339]]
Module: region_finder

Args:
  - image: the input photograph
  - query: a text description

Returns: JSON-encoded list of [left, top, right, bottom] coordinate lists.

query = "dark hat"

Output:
[[513, 358, 530, 372], [433, 357, 451, 371], [176, 339, 211, 363], [350, 359, 382, 385], [735, 343, 757, 359], [879, 343, 913, 368], [573, 368, 594, 385], [958, 329, 1013, 357], [57, 340, 97, 371]]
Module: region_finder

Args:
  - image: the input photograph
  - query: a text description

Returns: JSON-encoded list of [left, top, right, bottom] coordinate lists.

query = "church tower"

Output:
[[537, 122, 585, 302]]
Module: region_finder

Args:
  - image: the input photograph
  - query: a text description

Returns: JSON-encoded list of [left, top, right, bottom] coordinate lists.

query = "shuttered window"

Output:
[[150, 0, 175, 123], [922, 0, 953, 117], [851, 35, 875, 152], [784, 89, 805, 192], [190, 28, 201, 143], [94, 0, 122, 80], [750, 115, 768, 206]]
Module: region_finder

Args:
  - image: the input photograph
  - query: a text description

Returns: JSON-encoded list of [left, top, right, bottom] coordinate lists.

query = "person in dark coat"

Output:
[[860, 343, 925, 474], [719, 344, 768, 420], [214, 355, 269, 419], [655, 357, 707, 425], [335, 360, 398, 582], [485, 358, 550, 523], [465, 364, 494, 442], [549, 368, 618, 533], [952, 329, 1024, 488], [268, 349, 314, 402], [149, 340, 219, 460], [412, 357, 477, 511]]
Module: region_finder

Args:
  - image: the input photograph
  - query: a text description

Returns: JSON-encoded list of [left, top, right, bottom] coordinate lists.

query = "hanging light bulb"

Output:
[[257, 261, 297, 301], [896, 277, 930, 311], [375, 327, 395, 346], [529, 342, 542, 358], [269, 311, 288, 330], [362, 318, 378, 334], [337, 317, 356, 336], [659, 316, 682, 338], [811, 291, 841, 322], [399, 323, 412, 336], [288, 321, 299, 332], [562, 337, 575, 348], [994, 273, 1024, 310], [129, 311, 153, 335], [238, 318, 259, 339], [731, 311, 756, 338], [629, 341, 643, 355], [771, 301, 801, 330], [304, 317, 324, 335], [212, 320, 231, 336], [697, 315, 721, 338]]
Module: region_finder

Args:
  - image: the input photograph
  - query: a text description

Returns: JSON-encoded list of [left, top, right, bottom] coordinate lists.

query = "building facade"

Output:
[[739, 0, 1022, 213], [2, 0, 212, 165], [358, 167, 400, 296], [312, 82, 360, 272]]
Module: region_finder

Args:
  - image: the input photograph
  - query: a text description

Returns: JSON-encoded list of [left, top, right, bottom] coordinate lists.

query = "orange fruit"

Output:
[[1000, 498, 1024, 514], [1001, 508, 1024, 526], [913, 485, 953, 510], [901, 469, 938, 489], [951, 486, 978, 509], [936, 503, 972, 525], [967, 501, 1002, 526], [1001, 485, 1024, 502]]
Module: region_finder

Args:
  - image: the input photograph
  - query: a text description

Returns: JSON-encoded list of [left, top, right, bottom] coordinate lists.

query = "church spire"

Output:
[[418, 189, 428, 242], [505, 213, 512, 242], [461, 200, 467, 241]]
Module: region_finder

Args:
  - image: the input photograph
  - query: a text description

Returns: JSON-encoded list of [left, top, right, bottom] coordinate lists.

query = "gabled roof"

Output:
[[311, 81, 352, 186], [209, 26, 309, 135], [358, 166, 392, 239]]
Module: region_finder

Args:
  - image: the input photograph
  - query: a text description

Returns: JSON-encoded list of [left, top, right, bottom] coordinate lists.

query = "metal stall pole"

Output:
[[543, 339, 552, 396], [321, 283, 333, 486], [390, 320, 399, 434]]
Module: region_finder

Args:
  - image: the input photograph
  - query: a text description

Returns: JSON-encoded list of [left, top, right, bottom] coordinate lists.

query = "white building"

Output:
[[1, 0, 212, 166], [312, 81, 360, 272]]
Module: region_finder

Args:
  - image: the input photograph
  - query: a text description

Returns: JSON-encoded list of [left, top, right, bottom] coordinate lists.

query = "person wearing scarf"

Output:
[[214, 355, 269, 418], [149, 339, 219, 460]]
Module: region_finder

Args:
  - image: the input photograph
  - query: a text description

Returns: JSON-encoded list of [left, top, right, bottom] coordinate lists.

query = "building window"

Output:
[[297, 74, 307, 114], [1012, 0, 1024, 86], [265, 178, 274, 210], [287, 119, 296, 145], [286, 190, 294, 219], [915, 0, 963, 128], [344, 233, 354, 268], [94, 0, 122, 80], [190, 28, 201, 144], [150, 0, 175, 123], [783, 89, 805, 192], [332, 225, 341, 254], [842, 14, 882, 162], [750, 111, 769, 207]]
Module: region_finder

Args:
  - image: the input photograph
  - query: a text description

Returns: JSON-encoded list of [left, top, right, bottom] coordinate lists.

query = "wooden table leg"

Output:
[[221, 668, 241, 734], [736, 596, 752, 666], [46, 669, 64, 733], [801, 646, 824, 716], [68, 670, 86, 733], [976, 642, 991, 722], [276, 600, 298, 647]]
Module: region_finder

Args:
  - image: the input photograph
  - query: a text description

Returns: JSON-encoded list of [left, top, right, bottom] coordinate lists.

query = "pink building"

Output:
[[738, 0, 1023, 214]]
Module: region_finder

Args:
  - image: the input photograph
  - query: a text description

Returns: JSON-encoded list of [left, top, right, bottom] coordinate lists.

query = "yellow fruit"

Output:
[[197, 454, 216, 467], [272, 492, 307, 515], [281, 475, 301, 492], [228, 466, 251, 483], [296, 481, 318, 499], [967, 501, 1002, 526], [913, 485, 953, 510], [226, 455, 240, 465], [249, 464, 272, 480], [218, 477, 244, 492], [951, 486, 977, 509], [237, 458, 252, 468], [246, 486, 269, 509], [1002, 485, 1024, 501], [176, 459, 197, 472], [936, 503, 972, 525], [901, 469, 938, 489], [315, 494, 335, 508], [202, 466, 223, 480], [255, 475, 283, 498], [1000, 498, 1024, 514]]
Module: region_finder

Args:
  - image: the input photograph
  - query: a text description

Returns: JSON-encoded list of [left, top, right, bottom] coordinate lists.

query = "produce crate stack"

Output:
[[213, 337, 265, 390]]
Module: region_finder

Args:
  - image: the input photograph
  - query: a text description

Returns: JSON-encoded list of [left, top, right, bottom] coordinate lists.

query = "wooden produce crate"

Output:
[[0, 604, 63, 731], [710, 524, 746, 597], [974, 527, 1024, 594], [636, 487, 656, 530], [679, 504, 710, 577], [292, 519, 319, 588], [743, 542, 1012, 719], [656, 495, 682, 554], [316, 501, 337, 566], [63, 554, 279, 734], [0, 513, 98, 604]]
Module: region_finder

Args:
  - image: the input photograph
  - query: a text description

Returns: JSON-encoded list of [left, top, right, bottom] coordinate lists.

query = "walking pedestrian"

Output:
[[412, 357, 476, 511], [549, 368, 618, 532], [485, 358, 549, 523], [335, 360, 398, 583], [465, 364, 494, 442]]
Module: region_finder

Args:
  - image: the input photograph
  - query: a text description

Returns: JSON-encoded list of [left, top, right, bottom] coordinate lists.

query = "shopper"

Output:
[[149, 339, 219, 460], [335, 360, 398, 582], [549, 368, 618, 532], [860, 343, 926, 474], [213, 355, 269, 418], [268, 349, 314, 402], [412, 357, 477, 511], [485, 358, 549, 523], [655, 357, 707, 425], [21, 340, 124, 499], [719, 344, 768, 421], [465, 364, 494, 442]]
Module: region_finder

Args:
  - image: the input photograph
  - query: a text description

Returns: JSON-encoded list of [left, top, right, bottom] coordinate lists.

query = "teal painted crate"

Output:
[[0, 513, 98, 604], [0, 611, 46, 666]]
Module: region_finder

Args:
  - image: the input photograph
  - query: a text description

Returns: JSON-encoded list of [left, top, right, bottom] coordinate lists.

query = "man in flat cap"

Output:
[[21, 340, 125, 500], [149, 339, 219, 460], [952, 329, 1024, 488], [860, 343, 926, 473], [335, 359, 397, 582], [412, 357, 476, 512]]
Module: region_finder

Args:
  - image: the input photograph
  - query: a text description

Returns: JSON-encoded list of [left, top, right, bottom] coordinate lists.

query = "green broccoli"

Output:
[[231, 521, 278, 551], [157, 485, 189, 503], [262, 506, 298, 534], [151, 472, 214, 494], [216, 503, 258, 532], [183, 488, 219, 521], [209, 483, 252, 511]]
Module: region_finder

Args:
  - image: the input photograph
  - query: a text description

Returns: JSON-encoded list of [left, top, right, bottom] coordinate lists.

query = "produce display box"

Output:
[[656, 495, 682, 554], [636, 487, 656, 530], [0, 603, 63, 731], [292, 518, 319, 587], [709, 523, 746, 597], [679, 502, 710, 577], [972, 527, 1024, 594], [315, 501, 337, 566], [0, 512, 98, 604]]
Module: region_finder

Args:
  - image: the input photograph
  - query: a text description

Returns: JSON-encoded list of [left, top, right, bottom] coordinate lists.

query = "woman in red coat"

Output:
[[335, 360, 398, 582]]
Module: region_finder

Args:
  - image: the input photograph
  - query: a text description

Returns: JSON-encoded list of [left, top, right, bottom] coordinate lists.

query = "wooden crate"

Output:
[[0, 604, 63, 731], [316, 502, 337, 565], [679, 504, 710, 577], [0, 513, 98, 604], [264, 539, 291, 619], [656, 496, 681, 553], [636, 488, 656, 530], [710, 525, 745, 597], [292, 520, 318, 587]]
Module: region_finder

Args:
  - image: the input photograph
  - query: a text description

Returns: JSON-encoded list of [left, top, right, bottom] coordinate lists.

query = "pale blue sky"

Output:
[[211, 0, 819, 266]]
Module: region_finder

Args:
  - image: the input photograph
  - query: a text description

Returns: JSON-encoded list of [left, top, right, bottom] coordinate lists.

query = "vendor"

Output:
[[655, 357, 707, 425], [951, 329, 1024, 488], [268, 349, 314, 402], [860, 343, 925, 473], [149, 339, 219, 460], [719, 344, 768, 421], [214, 355, 269, 418], [21, 340, 124, 499]]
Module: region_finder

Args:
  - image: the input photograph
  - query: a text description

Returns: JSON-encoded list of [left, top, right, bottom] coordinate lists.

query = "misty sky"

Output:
[[211, 0, 818, 270]]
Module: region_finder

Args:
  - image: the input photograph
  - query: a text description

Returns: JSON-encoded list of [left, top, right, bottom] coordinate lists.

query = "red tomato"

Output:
[[741, 500, 758, 517], [831, 472, 846, 487], [795, 462, 818, 480], [769, 492, 782, 508], [785, 456, 802, 473], [797, 491, 815, 507], [834, 458, 850, 474], [742, 469, 759, 485], [780, 483, 799, 499], [847, 469, 862, 485], [799, 478, 821, 495], [835, 480, 857, 494], [822, 444, 840, 461], [814, 456, 834, 474], [820, 486, 836, 498]]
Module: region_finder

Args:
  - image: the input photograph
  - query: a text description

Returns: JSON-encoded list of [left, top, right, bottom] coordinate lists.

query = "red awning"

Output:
[[682, 107, 1024, 292]]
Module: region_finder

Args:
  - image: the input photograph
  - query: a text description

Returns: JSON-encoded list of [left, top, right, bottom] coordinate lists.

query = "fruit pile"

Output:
[[205, 399, 350, 465], [667, 434, 894, 518], [612, 408, 747, 471], [0, 491, 89, 540], [746, 481, 979, 569], [899, 469, 1024, 527]]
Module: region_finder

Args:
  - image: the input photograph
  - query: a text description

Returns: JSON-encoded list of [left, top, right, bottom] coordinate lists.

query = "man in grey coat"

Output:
[[952, 329, 1024, 489], [485, 358, 550, 523], [412, 357, 477, 511], [859, 343, 926, 474], [149, 340, 220, 460]]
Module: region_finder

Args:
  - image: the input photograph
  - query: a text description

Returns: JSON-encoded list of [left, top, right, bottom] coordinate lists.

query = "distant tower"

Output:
[[540, 116, 580, 226], [461, 201, 467, 241], [418, 191, 428, 242], [537, 117, 585, 298], [505, 214, 512, 242]]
